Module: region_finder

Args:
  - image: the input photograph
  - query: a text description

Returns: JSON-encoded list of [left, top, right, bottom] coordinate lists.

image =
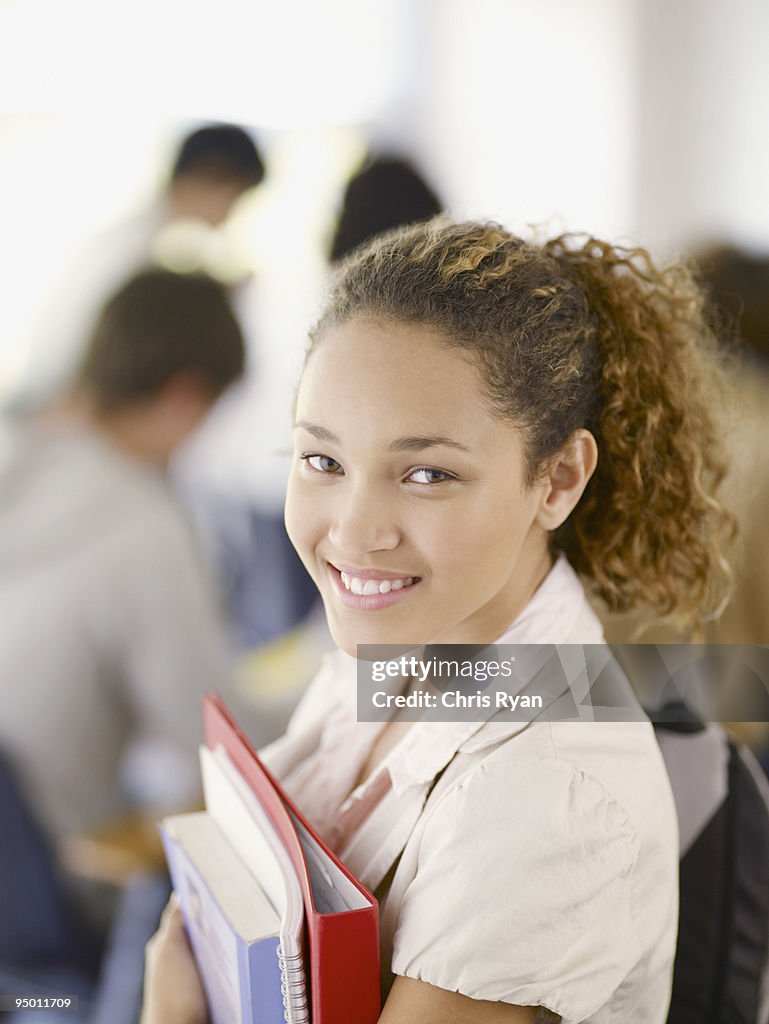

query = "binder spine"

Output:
[[277, 942, 309, 1024]]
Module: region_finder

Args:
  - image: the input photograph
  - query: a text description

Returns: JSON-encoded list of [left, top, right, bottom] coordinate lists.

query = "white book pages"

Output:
[[287, 811, 370, 913], [164, 813, 280, 940], [200, 745, 309, 1024]]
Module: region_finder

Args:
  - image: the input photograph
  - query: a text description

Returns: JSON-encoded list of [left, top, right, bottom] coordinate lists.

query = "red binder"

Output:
[[204, 693, 381, 1024]]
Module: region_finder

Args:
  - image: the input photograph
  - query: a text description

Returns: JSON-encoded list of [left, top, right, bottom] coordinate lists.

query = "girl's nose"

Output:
[[327, 481, 400, 556]]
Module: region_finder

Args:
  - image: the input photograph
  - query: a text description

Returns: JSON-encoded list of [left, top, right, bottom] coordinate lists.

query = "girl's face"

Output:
[[285, 318, 553, 656]]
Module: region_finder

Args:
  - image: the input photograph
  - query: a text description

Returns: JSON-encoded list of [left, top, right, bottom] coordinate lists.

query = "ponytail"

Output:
[[544, 235, 735, 628]]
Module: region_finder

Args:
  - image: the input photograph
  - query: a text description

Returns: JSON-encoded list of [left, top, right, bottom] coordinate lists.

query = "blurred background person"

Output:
[[0, 269, 266, 970], [696, 246, 769, 653], [594, 243, 769, 769], [327, 152, 444, 263], [5, 116, 323, 679], [164, 123, 265, 229], [700, 247, 769, 369]]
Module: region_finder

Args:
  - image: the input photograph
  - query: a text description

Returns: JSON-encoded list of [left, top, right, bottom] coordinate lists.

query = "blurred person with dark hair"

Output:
[[329, 153, 443, 264], [73, 269, 246, 447], [167, 123, 265, 229], [13, 122, 265, 408], [0, 270, 252, 903], [595, 243, 769, 765], [699, 244, 769, 367], [699, 246, 769, 763]]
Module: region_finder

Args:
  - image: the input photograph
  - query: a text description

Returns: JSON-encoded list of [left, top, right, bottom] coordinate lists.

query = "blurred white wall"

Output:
[[414, 0, 637, 241], [0, 0, 410, 127], [636, 0, 769, 253]]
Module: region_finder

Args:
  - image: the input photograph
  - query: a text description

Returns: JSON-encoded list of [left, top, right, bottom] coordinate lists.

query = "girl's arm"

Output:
[[381, 977, 538, 1023], [141, 903, 539, 1024]]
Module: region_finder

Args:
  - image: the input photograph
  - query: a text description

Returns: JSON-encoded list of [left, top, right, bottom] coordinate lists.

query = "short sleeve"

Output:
[[390, 758, 641, 1023]]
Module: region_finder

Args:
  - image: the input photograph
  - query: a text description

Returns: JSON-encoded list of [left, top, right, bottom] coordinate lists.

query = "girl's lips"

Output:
[[332, 563, 418, 581], [326, 563, 421, 611]]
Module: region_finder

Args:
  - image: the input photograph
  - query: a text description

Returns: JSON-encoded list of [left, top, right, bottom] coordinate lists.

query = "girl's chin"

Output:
[[328, 622, 426, 660]]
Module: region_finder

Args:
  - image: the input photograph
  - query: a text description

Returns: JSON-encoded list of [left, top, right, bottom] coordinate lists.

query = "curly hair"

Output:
[[310, 219, 735, 630]]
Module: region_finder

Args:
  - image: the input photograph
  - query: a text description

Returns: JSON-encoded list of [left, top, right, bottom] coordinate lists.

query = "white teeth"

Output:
[[338, 570, 416, 595]]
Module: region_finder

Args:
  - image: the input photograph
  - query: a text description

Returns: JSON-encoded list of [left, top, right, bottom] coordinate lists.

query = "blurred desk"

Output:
[[59, 811, 183, 887]]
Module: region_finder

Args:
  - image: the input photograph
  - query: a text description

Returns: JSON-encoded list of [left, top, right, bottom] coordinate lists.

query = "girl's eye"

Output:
[[407, 467, 454, 485], [301, 453, 343, 474]]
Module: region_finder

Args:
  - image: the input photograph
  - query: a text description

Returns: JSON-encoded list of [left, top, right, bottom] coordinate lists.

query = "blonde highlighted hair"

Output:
[[310, 219, 734, 630]]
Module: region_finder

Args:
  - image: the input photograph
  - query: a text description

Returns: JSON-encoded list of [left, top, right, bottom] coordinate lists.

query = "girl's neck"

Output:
[[430, 538, 554, 647]]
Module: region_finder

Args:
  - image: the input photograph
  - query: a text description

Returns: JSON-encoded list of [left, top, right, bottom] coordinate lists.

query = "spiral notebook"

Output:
[[203, 692, 381, 1024]]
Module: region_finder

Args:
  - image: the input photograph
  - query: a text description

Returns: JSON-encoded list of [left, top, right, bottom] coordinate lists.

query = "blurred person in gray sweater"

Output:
[[0, 269, 254, 877]]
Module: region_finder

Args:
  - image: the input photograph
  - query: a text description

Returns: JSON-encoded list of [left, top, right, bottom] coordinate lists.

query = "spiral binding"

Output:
[[277, 941, 309, 1024]]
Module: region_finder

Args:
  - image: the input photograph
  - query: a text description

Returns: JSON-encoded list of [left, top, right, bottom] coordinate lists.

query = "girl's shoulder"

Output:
[[390, 722, 678, 1020], [436, 717, 676, 857]]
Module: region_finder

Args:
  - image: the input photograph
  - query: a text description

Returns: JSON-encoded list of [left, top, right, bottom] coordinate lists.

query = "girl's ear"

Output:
[[535, 429, 598, 532]]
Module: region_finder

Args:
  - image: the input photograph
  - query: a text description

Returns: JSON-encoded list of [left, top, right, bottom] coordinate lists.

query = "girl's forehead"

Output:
[[296, 321, 523, 458], [300, 319, 484, 402]]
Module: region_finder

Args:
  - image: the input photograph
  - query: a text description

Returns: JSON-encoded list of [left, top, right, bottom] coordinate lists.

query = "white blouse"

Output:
[[262, 556, 679, 1023]]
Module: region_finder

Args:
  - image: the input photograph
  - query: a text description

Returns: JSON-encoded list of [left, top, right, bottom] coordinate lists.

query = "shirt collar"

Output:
[[497, 552, 600, 645], [357, 553, 605, 797]]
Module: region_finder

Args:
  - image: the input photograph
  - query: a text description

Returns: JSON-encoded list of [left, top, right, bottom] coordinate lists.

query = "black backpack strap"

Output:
[[721, 743, 769, 1023], [650, 704, 769, 1023], [648, 698, 706, 734]]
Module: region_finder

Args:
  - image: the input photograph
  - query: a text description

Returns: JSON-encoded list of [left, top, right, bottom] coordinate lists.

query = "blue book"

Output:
[[161, 814, 287, 1024]]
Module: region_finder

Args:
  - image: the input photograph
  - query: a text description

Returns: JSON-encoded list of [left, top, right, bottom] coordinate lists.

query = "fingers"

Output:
[[159, 891, 182, 929], [142, 890, 210, 1024], [146, 892, 182, 959]]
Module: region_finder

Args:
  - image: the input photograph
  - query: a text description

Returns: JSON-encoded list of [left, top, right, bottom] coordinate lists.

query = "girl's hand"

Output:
[[141, 894, 209, 1024]]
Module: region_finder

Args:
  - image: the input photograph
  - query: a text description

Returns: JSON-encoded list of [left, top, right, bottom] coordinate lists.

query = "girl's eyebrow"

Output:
[[388, 435, 471, 454], [294, 421, 338, 442], [294, 420, 471, 454]]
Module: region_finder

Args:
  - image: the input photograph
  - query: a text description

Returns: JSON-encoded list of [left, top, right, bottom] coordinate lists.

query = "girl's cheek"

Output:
[[283, 489, 305, 551], [286, 485, 322, 551]]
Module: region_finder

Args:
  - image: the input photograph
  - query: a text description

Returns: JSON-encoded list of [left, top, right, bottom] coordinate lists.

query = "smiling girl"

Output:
[[143, 221, 732, 1023]]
